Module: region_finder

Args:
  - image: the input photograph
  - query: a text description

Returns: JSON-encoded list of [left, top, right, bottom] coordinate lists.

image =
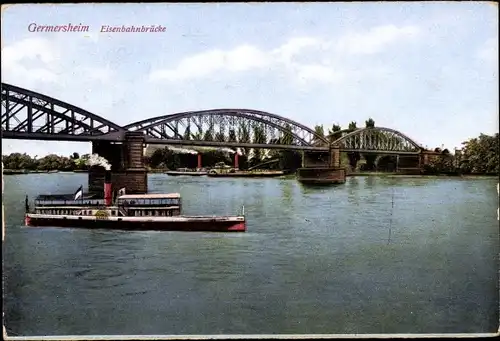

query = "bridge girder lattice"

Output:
[[331, 127, 423, 154], [124, 109, 330, 150], [1, 83, 125, 141]]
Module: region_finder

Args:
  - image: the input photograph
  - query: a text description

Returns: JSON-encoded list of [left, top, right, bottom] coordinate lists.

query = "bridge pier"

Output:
[[297, 146, 346, 184], [421, 152, 430, 167], [234, 152, 239, 170], [89, 132, 147, 196], [197, 152, 202, 170]]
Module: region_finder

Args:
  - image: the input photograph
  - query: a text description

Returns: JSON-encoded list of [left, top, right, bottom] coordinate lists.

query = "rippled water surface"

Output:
[[3, 173, 499, 335]]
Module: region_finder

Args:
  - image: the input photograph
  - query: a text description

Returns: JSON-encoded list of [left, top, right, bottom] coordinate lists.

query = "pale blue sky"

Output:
[[1, 2, 498, 157]]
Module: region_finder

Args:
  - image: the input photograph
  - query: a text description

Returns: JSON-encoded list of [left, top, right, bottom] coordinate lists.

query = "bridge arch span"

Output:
[[331, 127, 424, 154], [1, 83, 126, 141], [124, 109, 330, 148]]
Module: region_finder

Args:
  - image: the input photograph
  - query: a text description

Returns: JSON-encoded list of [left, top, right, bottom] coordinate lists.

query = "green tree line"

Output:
[[423, 133, 499, 175], [2, 129, 498, 175], [2, 152, 90, 171]]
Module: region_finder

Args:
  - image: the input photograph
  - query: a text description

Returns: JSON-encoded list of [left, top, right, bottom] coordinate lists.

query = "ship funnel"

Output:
[[104, 171, 112, 206]]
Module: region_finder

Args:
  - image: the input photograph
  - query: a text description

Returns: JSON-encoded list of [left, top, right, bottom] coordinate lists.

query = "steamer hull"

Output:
[[25, 214, 246, 232]]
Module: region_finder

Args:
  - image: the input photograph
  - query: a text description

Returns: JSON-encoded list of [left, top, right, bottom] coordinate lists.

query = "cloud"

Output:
[[1, 37, 60, 84], [149, 45, 270, 81], [1, 36, 115, 87], [149, 37, 326, 82], [149, 24, 420, 84], [271, 37, 325, 65], [2, 37, 59, 64], [337, 25, 420, 55]]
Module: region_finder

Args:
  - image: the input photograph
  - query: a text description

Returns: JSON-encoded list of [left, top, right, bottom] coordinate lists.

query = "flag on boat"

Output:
[[74, 185, 83, 200], [118, 188, 126, 196]]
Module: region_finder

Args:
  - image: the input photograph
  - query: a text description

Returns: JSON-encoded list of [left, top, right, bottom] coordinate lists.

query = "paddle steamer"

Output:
[[24, 172, 245, 232]]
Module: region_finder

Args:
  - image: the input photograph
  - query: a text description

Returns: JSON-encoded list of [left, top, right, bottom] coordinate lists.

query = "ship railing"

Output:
[[34, 199, 106, 207]]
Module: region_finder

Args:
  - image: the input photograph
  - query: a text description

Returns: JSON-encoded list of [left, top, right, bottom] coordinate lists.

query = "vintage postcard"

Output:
[[1, 2, 499, 339]]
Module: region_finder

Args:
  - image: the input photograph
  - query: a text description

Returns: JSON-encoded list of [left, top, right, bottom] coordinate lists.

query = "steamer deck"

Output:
[[25, 192, 246, 232]]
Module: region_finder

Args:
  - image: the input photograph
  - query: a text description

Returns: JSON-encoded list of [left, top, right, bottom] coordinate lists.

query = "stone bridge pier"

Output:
[[89, 132, 148, 196], [296, 146, 346, 184]]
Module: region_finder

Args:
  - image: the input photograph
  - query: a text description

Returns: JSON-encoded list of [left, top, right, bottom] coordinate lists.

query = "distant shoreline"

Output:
[[2, 168, 497, 178], [2, 169, 88, 175], [349, 173, 498, 179]]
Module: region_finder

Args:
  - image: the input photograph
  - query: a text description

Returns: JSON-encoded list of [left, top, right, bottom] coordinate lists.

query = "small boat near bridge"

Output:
[[165, 168, 208, 176]]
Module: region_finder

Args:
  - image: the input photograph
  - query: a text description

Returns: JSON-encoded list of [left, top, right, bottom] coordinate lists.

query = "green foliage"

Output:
[[363, 154, 377, 171], [228, 129, 237, 142], [423, 153, 456, 174], [314, 125, 325, 137], [281, 124, 294, 145], [346, 120, 361, 169], [1, 152, 90, 171], [459, 133, 499, 174], [421, 133, 498, 174], [347, 152, 361, 170], [183, 126, 191, 140], [327, 124, 342, 143], [192, 131, 203, 140], [203, 128, 214, 142], [73, 154, 90, 170], [278, 124, 302, 171], [238, 123, 251, 156], [250, 125, 267, 166], [363, 116, 377, 169], [2, 153, 38, 170], [147, 147, 232, 170], [215, 131, 225, 142], [312, 125, 326, 146]]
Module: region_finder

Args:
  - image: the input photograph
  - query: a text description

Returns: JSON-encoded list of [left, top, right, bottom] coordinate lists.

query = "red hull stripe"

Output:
[[25, 215, 246, 232]]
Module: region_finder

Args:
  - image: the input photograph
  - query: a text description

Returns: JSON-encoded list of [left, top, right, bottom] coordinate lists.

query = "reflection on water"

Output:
[[2, 173, 499, 336]]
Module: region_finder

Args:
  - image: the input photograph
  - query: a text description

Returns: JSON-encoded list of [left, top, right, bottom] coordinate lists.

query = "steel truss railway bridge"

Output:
[[1, 83, 433, 193]]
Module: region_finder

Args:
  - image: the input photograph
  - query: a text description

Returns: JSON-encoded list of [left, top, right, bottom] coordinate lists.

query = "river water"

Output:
[[2, 173, 499, 336]]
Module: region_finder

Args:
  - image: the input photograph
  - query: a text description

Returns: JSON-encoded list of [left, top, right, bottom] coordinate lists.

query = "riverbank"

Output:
[[2, 169, 88, 175], [3, 168, 497, 179], [349, 171, 498, 178]]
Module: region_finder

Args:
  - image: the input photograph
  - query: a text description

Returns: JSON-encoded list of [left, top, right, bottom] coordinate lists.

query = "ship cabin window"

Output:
[[117, 195, 181, 207]]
